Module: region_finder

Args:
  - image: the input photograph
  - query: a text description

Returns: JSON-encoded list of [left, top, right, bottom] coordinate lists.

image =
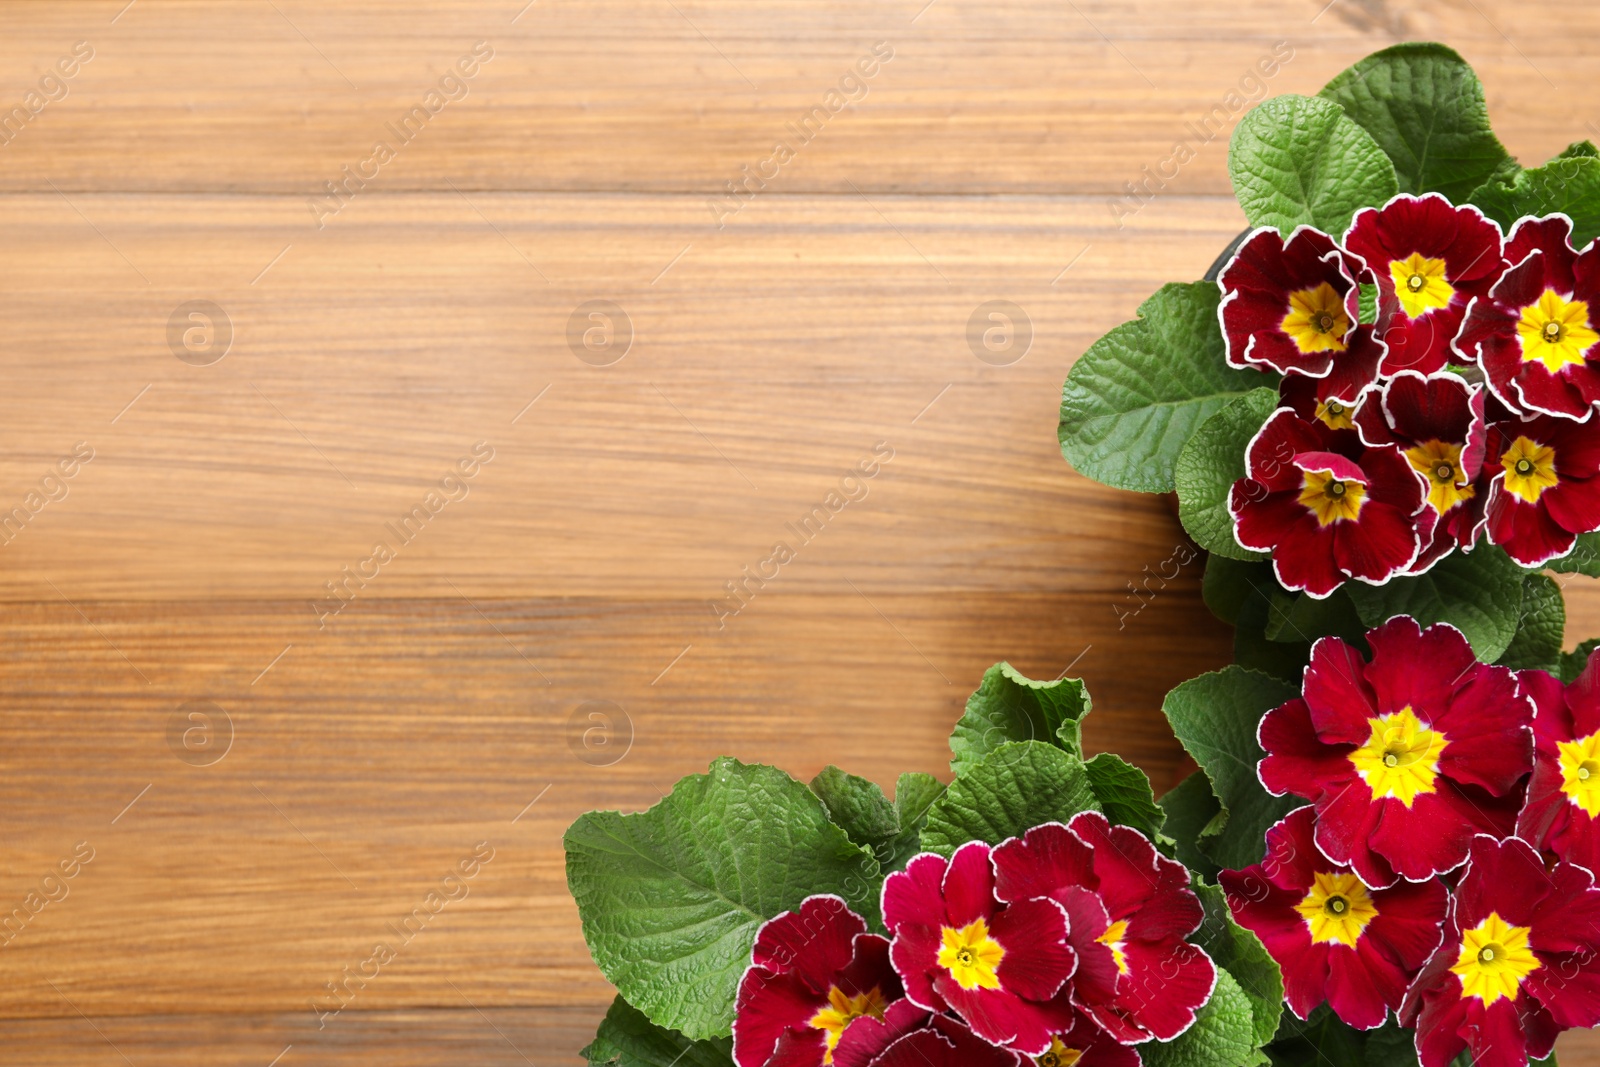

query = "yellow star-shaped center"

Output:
[[807, 985, 888, 1064], [1036, 1037, 1084, 1067], [1559, 732, 1600, 817], [1517, 289, 1599, 372], [1451, 912, 1540, 1005], [1404, 439, 1475, 516], [937, 918, 1006, 991], [1298, 468, 1366, 526], [1389, 252, 1455, 320], [1349, 706, 1448, 807], [1294, 871, 1379, 947], [1500, 436, 1559, 505], [1281, 282, 1352, 354]]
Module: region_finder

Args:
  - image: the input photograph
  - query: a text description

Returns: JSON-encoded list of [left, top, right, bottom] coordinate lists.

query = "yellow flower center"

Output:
[[1559, 732, 1600, 817], [808, 985, 888, 1063], [1281, 282, 1352, 354], [1314, 398, 1355, 430], [1097, 919, 1130, 976], [937, 918, 1006, 991], [1349, 706, 1448, 807], [1516, 289, 1599, 372], [1404, 439, 1475, 515], [1037, 1037, 1084, 1067], [1293, 871, 1380, 947], [1451, 913, 1540, 1005], [1389, 253, 1455, 320], [1298, 468, 1366, 526], [1500, 436, 1559, 504]]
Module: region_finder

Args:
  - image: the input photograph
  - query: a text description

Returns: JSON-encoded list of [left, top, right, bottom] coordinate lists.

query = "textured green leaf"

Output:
[[1159, 772, 1223, 883], [1358, 282, 1379, 324], [810, 766, 930, 884], [1558, 141, 1600, 160], [564, 758, 878, 1038], [1203, 555, 1275, 625], [1359, 1020, 1419, 1067], [1193, 882, 1283, 1050], [811, 766, 899, 848], [1061, 282, 1273, 493], [1204, 558, 1314, 681], [1470, 155, 1600, 248], [949, 662, 1091, 776], [583, 996, 735, 1067], [1345, 546, 1526, 661], [1266, 1004, 1370, 1067], [1233, 623, 1313, 685], [1319, 43, 1511, 202], [1496, 573, 1565, 672], [1175, 388, 1277, 560], [921, 742, 1100, 857], [1229, 94, 1399, 235], [1562, 639, 1600, 685], [1142, 968, 1261, 1067], [1163, 667, 1300, 870], [884, 773, 946, 873], [809, 768, 942, 887], [1084, 752, 1164, 841], [894, 772, 945, 831], [1547, 531, 1600, 577], [1264, 587, 1366, 646]]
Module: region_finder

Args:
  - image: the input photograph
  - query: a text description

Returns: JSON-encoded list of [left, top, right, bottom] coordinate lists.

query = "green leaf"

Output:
[[1344, 546, 1526, 661], [1319, 43, 1511, 203], [1203, 555, 1273, 625], [1229, 94, 1399, 235], [1547, 531, 1600, 577], [883, 773, 946, 873], [893, 771, 944, 835], [1163, 667, 1300, 870], [1175, 388, 1277, 560], [1558, 141, 1600, 160], [1159, 772, 1223, 883], [1264, 587, 1366, 646], [1084, 752, 1164, 840], [949, 662, 1091, 776], [1142, 968, 1262, 1067], [1360, 1020, 1419, 1067], [583, 996, 734, 1067], [1266, 1004, 1370, 1067], [921, 742, 1100, 857], [809, 766, 923, 882], [1192, 883, 1283, 1051], [1496, 573, 1565, 672], [1061, 282, 1274, 494], [564, 758, 878, 1039], [1562, 639, 1600, 684], [1470, 155, 1600, 248], [809, 768, 941, 885], [1358, 282, 1378, 324], [1234, 626, 1313, 684]]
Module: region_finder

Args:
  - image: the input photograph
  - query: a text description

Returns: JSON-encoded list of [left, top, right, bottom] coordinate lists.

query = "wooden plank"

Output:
[[0, 1007, 599, 1067], [0, 1, 1590, 196], [0, 586, 1228, 1015], [4, 1, 1600, 1063], [0, 191, 1247, 602]]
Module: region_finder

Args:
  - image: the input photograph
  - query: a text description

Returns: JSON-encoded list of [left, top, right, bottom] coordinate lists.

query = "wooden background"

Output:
[[2, 0, 1598, 1062]]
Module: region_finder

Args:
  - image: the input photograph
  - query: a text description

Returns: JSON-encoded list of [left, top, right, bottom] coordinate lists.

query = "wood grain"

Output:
[[2, 1, 1598, 1063]]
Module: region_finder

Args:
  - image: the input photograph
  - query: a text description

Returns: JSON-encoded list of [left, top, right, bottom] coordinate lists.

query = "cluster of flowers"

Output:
[[732, 812, 1215, 1067], [1221, 615, 1600, 1067], [1221, 195, 1600, 597]]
